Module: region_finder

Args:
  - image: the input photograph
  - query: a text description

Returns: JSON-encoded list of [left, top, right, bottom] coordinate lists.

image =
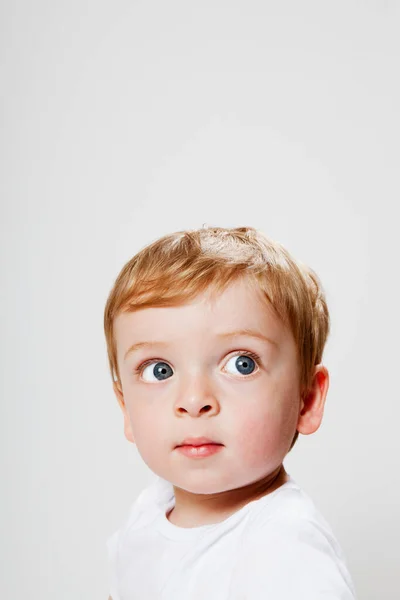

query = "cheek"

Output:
[[127, 405, 169, 472], [125, 396, 162, 446], [234, 411, 283, 467], [233, 389, 298, 466]]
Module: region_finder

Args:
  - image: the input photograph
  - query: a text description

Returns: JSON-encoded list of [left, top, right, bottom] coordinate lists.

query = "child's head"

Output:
[[104, 226, 330, 493]]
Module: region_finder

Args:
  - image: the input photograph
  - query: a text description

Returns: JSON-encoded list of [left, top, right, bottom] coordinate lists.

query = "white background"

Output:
[[1, 1, 399, 598]]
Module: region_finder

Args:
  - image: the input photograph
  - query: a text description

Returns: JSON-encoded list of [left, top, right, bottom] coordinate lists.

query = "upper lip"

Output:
[[176, 437, 222, 448]]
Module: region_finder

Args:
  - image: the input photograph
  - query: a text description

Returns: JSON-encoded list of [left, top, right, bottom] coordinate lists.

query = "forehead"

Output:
[[114, 278, 291, 355]]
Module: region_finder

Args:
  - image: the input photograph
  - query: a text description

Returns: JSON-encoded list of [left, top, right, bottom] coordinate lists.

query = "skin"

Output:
[[112, 276, 329, 528]]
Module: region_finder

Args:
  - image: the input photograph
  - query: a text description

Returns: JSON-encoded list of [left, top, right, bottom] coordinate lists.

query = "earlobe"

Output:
[[113, 381, 135, 444], [296, 365, 329, 436]]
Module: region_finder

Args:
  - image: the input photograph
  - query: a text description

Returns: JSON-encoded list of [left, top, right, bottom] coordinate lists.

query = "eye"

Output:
[[224, 353, 259, 376], [139, 361, 174, 382]]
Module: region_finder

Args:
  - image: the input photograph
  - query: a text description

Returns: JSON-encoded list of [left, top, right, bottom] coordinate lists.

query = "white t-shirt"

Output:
[[107, 474, 357, 599]]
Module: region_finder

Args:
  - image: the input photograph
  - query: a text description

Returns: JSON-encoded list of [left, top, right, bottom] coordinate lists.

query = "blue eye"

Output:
[[135, 351, 260, 382], [141, 361, 173, 382], [224, 354, 258, 376]]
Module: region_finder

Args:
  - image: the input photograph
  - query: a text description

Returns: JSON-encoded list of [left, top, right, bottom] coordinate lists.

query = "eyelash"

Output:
[[133, 350, 262, 378]]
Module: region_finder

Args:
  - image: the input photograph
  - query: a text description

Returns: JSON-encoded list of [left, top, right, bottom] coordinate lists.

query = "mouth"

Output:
[[175, 442, 224, 458], [176, 437, 223, 448]]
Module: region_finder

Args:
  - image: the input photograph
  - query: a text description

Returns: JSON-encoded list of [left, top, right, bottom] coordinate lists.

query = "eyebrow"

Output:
[[123, 329, 278, 361]]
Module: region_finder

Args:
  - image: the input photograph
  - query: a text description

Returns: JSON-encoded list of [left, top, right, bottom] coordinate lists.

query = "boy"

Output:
[[104, 226, 357, 599]]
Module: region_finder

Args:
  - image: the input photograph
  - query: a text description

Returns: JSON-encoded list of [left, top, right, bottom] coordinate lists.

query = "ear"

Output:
[[296, 364, 329, 435], [113, 380, 135, 444]]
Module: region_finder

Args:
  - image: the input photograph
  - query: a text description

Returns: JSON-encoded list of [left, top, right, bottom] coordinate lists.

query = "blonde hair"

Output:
[[104, 226, 330, 451]]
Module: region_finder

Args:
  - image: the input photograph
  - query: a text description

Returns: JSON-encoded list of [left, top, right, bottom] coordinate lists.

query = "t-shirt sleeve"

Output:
[[235, 515, 358, 599], [105, 487, 152, 600], [106, 529, 122, 600]]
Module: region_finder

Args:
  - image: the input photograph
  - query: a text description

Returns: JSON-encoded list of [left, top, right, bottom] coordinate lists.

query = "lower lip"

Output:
[[176, 444, 223, 458]]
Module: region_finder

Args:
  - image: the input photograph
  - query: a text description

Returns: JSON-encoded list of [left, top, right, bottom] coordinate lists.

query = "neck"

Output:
[[167, 464, 288, 528]]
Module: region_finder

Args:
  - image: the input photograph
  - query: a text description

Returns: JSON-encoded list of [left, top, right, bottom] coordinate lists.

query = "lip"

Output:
[[176, 444, 223, 458], [176, 436, 222, 448]]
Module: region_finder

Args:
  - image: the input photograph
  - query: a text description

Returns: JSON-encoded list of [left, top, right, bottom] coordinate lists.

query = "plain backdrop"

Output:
[[1, 1, 399, 598]]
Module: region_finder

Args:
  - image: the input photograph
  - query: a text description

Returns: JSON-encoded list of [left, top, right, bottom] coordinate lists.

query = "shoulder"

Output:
[[107, 478, 162, 547], [249, 482, 339, 542], [236, 485, 357, 598], [247, 484, 347, 562]]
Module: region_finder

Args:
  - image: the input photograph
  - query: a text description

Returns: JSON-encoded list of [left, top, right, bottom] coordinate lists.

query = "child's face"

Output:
[[113, 276, 305, 498]]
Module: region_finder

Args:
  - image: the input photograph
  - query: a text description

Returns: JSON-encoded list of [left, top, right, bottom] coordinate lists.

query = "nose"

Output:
[[174, 373, 219, 417]]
